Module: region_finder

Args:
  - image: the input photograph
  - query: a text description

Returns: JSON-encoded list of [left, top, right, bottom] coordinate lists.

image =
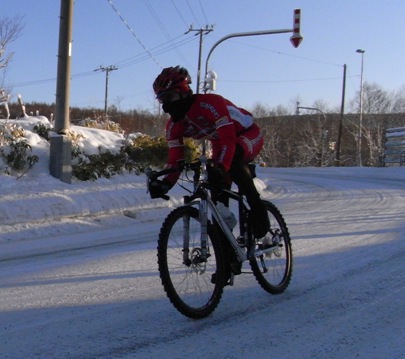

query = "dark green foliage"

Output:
[[33, 123, 52, 140], [0, 123, 39, 175], [6, 140, 38, 172], [71, 150, 141, 181]]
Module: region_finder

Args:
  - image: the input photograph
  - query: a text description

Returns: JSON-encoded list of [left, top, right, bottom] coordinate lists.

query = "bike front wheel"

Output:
[[250, 200, 293, 294], [157, 206, 226, 319]]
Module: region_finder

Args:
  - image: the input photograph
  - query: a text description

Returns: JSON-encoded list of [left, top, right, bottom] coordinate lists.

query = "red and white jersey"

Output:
[[164, 93, 255, 185]]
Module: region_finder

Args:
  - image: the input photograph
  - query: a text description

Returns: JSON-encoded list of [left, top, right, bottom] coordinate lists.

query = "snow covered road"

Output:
[[1, 167, 404, 359]]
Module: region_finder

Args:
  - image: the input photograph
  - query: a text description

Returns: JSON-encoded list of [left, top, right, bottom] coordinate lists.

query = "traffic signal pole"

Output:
[[203, 9, 303, 91]]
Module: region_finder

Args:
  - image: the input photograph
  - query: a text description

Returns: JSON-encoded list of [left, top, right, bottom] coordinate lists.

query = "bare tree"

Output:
[[362, 114, 387, 166], [250, 102, 290, 118], [250, 102, 272, 118], [311, 99, 330, 113], [295, 115, 330, 167], [349, 81, 392, 114], [391, 85, 405, 113], [0, 16, 24, 70], [1, 15, 24, 116]]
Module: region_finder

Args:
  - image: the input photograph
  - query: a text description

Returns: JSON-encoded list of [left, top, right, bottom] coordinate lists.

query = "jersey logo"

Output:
[[167, 139, 182, 148], [200, 102, 220, 119], [215, 116, 230, 128]]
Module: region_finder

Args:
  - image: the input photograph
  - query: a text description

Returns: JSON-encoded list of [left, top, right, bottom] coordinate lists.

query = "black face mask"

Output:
[[162, 96, 194, 122]]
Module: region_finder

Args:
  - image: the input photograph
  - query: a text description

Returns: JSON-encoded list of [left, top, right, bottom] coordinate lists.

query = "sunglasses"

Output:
[[157, 91, 181, 104]]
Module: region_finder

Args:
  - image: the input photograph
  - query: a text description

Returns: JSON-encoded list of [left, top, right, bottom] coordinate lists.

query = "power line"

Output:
[[10, 34, 199, 90], [220, 75, 358, 84], [143, 0, 189, 66], [11, 70, 101, 88], [113, 35, 198, 69], [107, 0, 162, 69], [198, 0, 210, 24], [186, 0, 202, 28], [170, 0, 189, 27], [215, 37, 343, 68]]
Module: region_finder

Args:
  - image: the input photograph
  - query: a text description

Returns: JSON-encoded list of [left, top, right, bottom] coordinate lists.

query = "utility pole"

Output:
[[356, 49, 365, 167], [335, 64, 346, 166], [50, 0, 74, 183], [95, 65, 118, 116], [185, 25, 214, 94]]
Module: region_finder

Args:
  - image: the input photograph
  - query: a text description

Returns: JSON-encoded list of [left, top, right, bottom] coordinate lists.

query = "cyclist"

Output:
[[149, 65, 270, 239]]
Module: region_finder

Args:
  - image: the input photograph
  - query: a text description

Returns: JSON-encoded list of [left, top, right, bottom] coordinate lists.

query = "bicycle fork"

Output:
[[181, 197, 247, 268], [181, 199, 211, 267]]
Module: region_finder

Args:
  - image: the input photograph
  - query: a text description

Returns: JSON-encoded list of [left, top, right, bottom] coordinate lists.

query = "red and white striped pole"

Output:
[[290, 9, 303, 48]]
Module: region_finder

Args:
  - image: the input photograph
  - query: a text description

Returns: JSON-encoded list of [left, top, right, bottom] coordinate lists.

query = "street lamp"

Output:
[[356, 49, 365, 166]]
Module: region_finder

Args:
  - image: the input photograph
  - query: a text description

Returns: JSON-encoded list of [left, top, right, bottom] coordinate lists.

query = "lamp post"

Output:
[[356, 49, 365, 166]]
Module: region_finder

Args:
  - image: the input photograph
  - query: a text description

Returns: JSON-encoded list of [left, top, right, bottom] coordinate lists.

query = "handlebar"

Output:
[[145, 159, 202, 181], [145, 159, 203, 200]]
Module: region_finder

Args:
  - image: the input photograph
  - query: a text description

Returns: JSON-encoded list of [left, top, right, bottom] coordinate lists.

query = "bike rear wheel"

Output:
[[157, 206, 226, 319], [249, 200, 293, 294]]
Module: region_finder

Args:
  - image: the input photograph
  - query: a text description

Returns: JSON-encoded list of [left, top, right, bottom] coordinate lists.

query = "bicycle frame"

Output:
[[146, 158, 251, 265], [184, 183, 248, 264]]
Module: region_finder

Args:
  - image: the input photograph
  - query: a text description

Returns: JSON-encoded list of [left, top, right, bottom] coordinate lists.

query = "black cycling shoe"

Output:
[[211, 261, 241, 286], [211, 272, 236, 286], [211, 272, 229, 285], [251, 202, 270, 238], [230, 261, 242, 275]]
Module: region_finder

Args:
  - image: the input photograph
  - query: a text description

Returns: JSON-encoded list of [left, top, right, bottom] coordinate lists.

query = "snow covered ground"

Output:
[[1, 117, 404, 358]]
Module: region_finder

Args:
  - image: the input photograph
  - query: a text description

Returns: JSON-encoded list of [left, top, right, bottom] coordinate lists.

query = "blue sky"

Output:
[[1, 0, 404, 114]]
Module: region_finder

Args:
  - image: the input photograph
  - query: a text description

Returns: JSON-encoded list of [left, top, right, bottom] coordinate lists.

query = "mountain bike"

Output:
[[146, 158, 292, 319]]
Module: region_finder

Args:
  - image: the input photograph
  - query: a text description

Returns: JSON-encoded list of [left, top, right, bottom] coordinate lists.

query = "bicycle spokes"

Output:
[[249, 201, 293, 294]]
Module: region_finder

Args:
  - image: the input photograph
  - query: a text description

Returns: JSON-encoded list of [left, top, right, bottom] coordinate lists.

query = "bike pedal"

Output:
[[227, 272, 235, 286], [236, 236, 246, 247]]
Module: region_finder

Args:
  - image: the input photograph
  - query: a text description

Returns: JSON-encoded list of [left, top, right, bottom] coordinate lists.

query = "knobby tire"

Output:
[[157, 206, 226, 319], [249, 200, 293, 294]]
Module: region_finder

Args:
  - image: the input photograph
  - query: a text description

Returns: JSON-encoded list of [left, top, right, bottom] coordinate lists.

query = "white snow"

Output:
[[1, 116, 404, 359]]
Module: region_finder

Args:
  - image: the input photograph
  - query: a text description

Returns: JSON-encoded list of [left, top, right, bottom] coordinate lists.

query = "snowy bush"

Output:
[[0, 116, 199, 181], [0, 122, 38, 175], [124, 134, 200, 169], [33, 122, 52, 140], [71, 150, 141, 181], [76, 117, 123, 133]]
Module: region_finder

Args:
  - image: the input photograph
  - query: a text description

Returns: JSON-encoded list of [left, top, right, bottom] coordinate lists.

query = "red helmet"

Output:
[[153, 66, 192, 101]]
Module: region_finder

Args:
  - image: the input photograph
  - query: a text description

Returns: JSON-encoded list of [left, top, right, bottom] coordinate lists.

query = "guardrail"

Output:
[[384, 127, 405, 166]]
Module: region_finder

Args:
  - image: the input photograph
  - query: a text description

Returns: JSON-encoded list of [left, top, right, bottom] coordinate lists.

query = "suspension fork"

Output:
[[182, 213, 191, 265], [199, 198, 209, 260], [181, 198, 210, 265]]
